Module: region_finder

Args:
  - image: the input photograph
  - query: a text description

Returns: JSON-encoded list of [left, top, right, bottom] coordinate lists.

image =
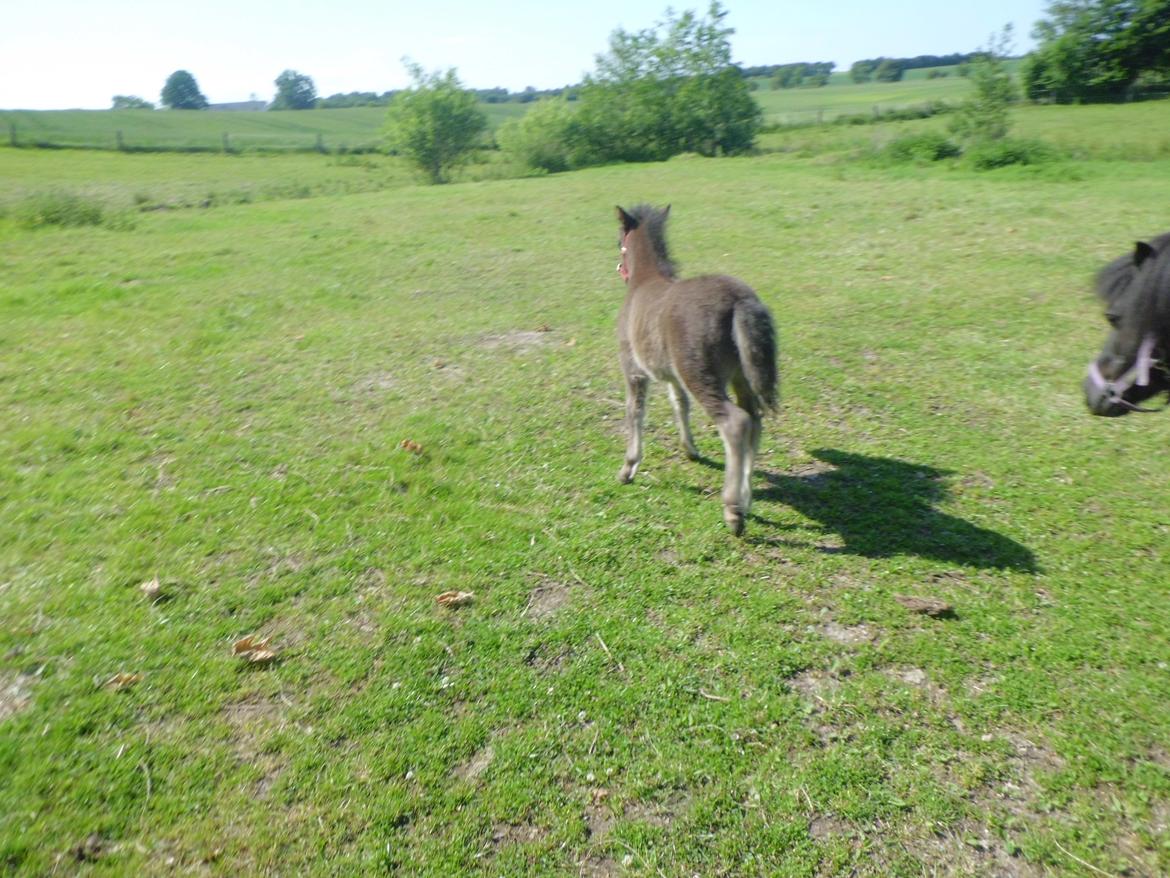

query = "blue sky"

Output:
[[1, 0, 1050, 109]]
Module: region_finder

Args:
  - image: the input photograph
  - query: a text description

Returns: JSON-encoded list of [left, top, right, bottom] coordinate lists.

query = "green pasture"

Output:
[[1, 68, 977, 153], [0, 103, 529, 153], [753, 75, 973, 125], [2, 104, 1170, 876]]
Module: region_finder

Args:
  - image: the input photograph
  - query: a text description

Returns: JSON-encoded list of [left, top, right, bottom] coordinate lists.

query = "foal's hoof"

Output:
[[618, 464, 636, 484], [723, 508, 745, 536]]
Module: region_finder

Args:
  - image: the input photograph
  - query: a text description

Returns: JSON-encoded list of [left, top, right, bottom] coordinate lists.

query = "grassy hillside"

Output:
[[0, 103, 530, 152], [1, 68, 978, 152], [2, 106, 1170, 876]]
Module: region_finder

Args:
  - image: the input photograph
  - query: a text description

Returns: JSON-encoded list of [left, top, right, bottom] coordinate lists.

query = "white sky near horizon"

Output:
[[0, 0, 1050, 110]]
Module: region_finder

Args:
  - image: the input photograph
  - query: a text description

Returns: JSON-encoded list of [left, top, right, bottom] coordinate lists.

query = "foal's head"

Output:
[[1083, 238, 1170, 416], [616, 204, 677, 284]]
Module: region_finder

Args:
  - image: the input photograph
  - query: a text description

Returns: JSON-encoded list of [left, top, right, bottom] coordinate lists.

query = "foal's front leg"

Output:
[[618, 374, 649, 484], [667, 381, 700, 460]]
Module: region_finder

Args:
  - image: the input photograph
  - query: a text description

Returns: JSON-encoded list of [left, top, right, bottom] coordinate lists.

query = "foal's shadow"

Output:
[[751, 449, 1037, 572]]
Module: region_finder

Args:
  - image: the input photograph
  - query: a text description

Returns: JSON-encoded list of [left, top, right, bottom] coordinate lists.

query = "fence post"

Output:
[[222, 132, 231, 154], [116, 130, 125, 151], [315, 132, 325, 153], [8, 122, 16, 147]]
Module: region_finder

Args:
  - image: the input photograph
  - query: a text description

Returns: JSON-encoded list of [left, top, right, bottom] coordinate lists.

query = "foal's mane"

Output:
[[625, 204, 678, 280]]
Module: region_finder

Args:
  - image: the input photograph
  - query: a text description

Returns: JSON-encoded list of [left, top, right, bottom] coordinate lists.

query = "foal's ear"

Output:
[[616, 206, 637, 232], [1134, 240, 1156, 266]]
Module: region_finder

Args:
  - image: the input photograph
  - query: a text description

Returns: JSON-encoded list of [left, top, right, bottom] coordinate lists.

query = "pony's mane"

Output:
[[1097, 232, 1170, 338], [626, 204, 678, 279]]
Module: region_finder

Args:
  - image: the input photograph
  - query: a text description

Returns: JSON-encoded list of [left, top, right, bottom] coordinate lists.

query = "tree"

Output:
[[949, 27, 1018, 144], [572, 2, 760, 163], [384, 62, 487, 184], [874, 59, 905, 82], [111, 95, 154, 110], [1023, 0, 1170, 102], [160, 70, 208, 110], [271, 70, 317, 110]]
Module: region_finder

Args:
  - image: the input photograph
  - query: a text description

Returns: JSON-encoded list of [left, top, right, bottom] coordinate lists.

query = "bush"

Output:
[[965, 138, 1059, 170], [14, 192, 108, 229], [884, 132, 961, 163], [384, 63, 487, 184], [496, 99, 577, 173]]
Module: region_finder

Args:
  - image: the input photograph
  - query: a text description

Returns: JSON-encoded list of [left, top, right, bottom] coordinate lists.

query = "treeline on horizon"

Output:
[[316, 84, 578, 109], [319, 52, 978, 107], [740, 52, 979, 88]]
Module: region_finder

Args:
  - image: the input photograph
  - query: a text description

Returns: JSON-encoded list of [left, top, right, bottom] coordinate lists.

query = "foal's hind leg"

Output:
[[732, 376, 764, 517], [618, 374, 649, 484], [710, 399, 753, 535], [666, 381, 700, 460]]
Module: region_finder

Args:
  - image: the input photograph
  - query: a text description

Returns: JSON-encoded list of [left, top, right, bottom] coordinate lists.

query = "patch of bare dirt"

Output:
[[789, 670, 841, 702], [353, 372, 397, 393], [479, 330, 550, 353], [578, 798, 621, 878], [0, 672, 34, 723], [902, 821, 1046, 878], [789, 460, 836, 485], [524, 643, 572, 674], [490, 821, 546, 847], [524, 579, 571, 621], [885, 667, 949, 706], [624, 791, 691, 828], [819, 621, 875, 645], [453, 744, 495, 783], [809, 815, 851, 840], [223, 694, 289, 798]]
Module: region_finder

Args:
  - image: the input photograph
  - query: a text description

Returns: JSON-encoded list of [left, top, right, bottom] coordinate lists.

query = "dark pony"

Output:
[[1083, 232, 1170, 416], [614, 204, 779, 535]]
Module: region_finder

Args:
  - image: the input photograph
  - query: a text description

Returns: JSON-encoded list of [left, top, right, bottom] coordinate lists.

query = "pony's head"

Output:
[[1083, 237, 1170, 416], [616, 204, 676, 283]]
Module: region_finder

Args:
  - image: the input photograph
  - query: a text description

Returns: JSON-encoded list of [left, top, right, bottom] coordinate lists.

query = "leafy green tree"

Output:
[[111, 95, 154, 110], [384, 62, 487, 184], [874, 59, 905, 82], [271, 70, 318, 110], [160, 70, 208, 110], [1023, 0, 1170, 102], [497, 98, 579, 173], [572, 2, 760, 163], [850, 60, 878, 83], [949, 27, 1018, 144]]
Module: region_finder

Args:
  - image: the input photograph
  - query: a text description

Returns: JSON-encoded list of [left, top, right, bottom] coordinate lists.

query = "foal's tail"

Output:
[[732, 297, 779, 413]]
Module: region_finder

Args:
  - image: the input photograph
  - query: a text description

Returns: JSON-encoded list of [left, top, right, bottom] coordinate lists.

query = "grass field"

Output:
[[2, 103, 1170, 876], [0, 103, 531, 153], [0, 70, 978, 153], [753, 75, 973, 126]]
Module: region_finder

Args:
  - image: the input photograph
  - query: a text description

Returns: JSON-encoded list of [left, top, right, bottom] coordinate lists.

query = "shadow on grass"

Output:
[[752, 448, 1038, 572]]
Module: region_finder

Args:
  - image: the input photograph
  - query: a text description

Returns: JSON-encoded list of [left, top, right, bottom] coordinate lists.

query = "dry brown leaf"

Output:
[[591, 788, 610, 804], [233, 635, 278, 663], [435, 590, 475, 608], [400, 439, 424, 454], [105, 672, 142, 691], [565, 338, 577, 347], [140, 575, 161, 600], [894, 594, 956, 618], [536, 323, 553, 332]]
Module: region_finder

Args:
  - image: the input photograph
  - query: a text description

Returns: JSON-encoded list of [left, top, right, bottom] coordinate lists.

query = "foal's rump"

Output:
[[662, 275, 778, 415]]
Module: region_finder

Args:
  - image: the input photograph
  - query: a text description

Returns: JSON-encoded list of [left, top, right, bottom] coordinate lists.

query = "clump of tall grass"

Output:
[[964, 137, 1061, 170], [12, 191, 132, 229], [882, 131, 962, 163]]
